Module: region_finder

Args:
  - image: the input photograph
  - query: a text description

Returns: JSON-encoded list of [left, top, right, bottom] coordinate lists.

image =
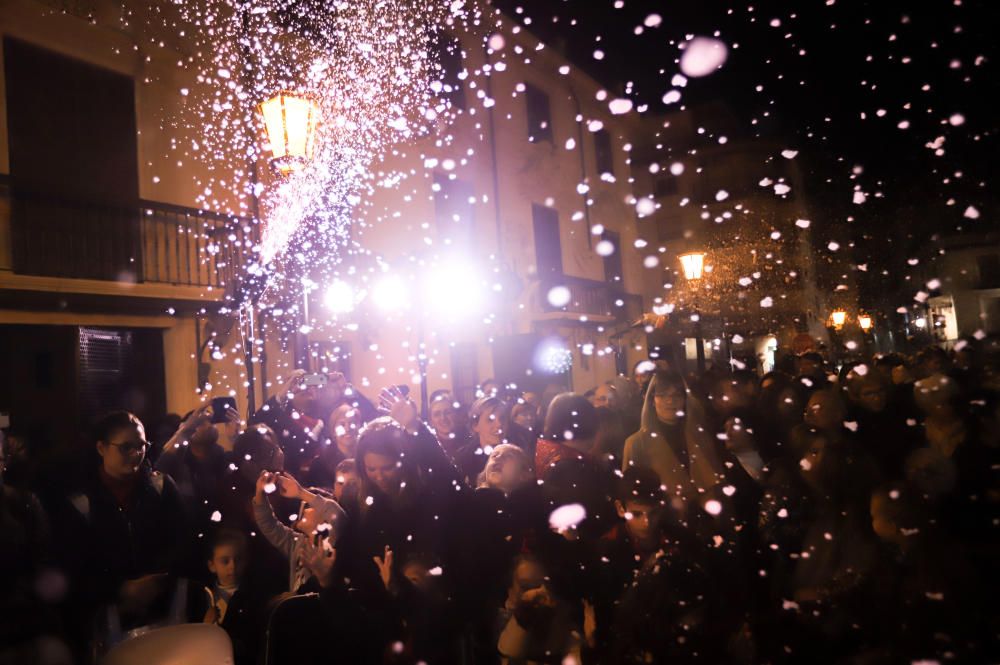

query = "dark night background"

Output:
[[494, 0, 998, 311]]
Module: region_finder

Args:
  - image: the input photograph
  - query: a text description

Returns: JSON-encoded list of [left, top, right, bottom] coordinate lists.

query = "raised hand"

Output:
[[302, 533, 337, 588], [254, 470, 277, 502], [276, 472, 303, 500], [180, 404, 212, 435], [278, 369, 307, 402], [378, 385, 418, 431], [372, 545, 394, 590]]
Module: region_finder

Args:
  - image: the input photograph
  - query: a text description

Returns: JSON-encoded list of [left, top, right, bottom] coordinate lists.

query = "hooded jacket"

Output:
[[621, 374, 724, 501], [253, 490, 346, 593]]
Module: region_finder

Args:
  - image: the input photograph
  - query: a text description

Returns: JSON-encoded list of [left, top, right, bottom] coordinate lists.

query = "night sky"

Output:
[[494, 0, 997, 301]]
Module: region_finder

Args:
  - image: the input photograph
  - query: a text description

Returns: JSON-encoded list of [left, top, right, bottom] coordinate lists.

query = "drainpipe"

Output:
[[483, 43, 504, 263], [566, 83, 592, 249]]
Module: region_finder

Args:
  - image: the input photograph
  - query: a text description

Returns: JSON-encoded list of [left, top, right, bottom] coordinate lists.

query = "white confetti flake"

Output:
[[549, 503, 587, 532], [636, 197, 656, 216], [715, 189, 729, 201], [644, 13, 663, 28], [704, 500, 723, 515], [547, 285, 572, 308], [680, 37, 729, 77], [661, 89, 682, 105], [964, 205, 980, 219], [210, 511, 222, 523], [609, 98, 633, 115], [948, 113, 965, 126], [670, 161, 685, 176], [795, 218, 811, 229], [760, 297, 774, 308], [781, 149, 799, 159]]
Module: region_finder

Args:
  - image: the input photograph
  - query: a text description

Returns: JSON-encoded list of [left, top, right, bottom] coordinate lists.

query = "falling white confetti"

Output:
[[680, 37, 729, 77], [549, 503, 587, 532]]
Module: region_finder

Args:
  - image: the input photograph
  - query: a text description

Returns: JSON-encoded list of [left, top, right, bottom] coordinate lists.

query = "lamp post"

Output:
[[830, 309, 847, 330], [679, 251, 707, 372], [241, 90, 320, 415]]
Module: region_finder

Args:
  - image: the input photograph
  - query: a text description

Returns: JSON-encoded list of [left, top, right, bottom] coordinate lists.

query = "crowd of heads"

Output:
[[1, 341, 998, 664]]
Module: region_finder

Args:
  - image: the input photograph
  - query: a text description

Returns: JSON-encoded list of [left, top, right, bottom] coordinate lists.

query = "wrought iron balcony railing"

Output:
[[540, 274, 643, 323], [0, 176, 253, 299]]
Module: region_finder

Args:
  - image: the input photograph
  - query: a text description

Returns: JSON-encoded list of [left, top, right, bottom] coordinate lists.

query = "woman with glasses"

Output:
[[54, 410, 189, 661]]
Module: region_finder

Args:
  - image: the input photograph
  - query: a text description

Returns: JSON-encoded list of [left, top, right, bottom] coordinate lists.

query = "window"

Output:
[[594, 128, 614, 176], [532, 204, 562, 276], [601, 230, 623, 286], [431, 33, 465, 110], [654, 176, 678, 198], [977, 254, 1000, 289], [524, 83, 553, 143], [433, 173, 474, 246]]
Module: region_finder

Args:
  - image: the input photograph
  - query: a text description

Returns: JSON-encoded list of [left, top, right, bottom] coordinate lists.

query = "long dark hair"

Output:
[[354, 417, 420, 499]]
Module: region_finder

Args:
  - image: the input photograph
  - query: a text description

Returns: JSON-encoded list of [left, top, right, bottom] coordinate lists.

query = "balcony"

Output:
[[539, 274, 643, 324], [0, 175, 253, 304]]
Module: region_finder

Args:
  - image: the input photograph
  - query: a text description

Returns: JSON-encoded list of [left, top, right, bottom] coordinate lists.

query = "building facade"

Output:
[[0, 0, 651, 448]]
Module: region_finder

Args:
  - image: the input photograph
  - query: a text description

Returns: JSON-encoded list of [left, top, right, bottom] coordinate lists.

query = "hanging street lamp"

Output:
[[679, 251, 707, 372], [258, 91, 320, 176]]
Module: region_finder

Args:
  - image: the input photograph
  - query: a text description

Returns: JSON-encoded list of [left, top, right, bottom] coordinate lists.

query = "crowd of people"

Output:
[[1, 342, 998, 664]]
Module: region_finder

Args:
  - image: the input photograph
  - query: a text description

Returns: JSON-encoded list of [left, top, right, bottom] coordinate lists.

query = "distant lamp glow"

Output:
[[324, 280, 356, 314], [259, 91, 320, 176], [534, 337, 573, 374], [679, 251, 706, 281], [423, 257, 486, 322], [858, 314, 873, 331], [914, 317, 927, 329], [372, 274, 408, 312], [830, 310, 847, 329]]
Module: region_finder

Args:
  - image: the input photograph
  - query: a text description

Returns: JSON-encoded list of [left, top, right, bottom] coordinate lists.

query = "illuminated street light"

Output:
[[372, 274, 409, 312], [858, 314, 873, 331], [830, 309, 847, 329], [679, 251, 706, 281], [258, 91, 320, 176], [423, 257, 487, 322], [914, 317, 927, 329], [679, 250, 707, 371], [323, 279, 356, 314]]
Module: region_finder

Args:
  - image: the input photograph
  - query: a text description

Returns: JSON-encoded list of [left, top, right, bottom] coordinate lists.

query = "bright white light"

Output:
[[324, 279, 356, 314], [534, 337, 573, 374], [372, 274, 408, 312], [914, 317, 927, 329], [596, 240, 615, 257], [423, 257, 486, 323]]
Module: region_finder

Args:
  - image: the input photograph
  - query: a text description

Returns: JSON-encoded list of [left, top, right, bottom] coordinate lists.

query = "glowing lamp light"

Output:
[[324, 280, 356, 314], [372, 274, 408, 312], [259, 91, 320, 176], [679, 251, 706, 281], [423, 258, 486, 322], [914, 317, 927, 329], [830, 310, 847, 329], [858, 314, 873, 331]]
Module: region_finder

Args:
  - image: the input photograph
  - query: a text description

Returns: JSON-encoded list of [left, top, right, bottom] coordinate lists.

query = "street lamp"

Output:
[[858, 314, 873, 332], [258, 91, 320, 176], [679, 251, 706, 281], [239, 92, 320, 416], [830, 309, 847, 330], [679, 251, 707, 372]]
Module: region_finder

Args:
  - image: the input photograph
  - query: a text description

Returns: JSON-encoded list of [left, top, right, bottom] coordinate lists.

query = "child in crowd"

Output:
[[191, 529, 263, 665], [252, 470, 346, 593]]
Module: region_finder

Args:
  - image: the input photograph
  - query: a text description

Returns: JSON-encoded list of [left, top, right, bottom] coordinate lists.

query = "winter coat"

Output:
[[621, 374, 724, 501]]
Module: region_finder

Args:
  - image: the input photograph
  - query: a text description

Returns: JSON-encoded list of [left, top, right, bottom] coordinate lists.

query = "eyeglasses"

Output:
[[106, 440, 149, 455]]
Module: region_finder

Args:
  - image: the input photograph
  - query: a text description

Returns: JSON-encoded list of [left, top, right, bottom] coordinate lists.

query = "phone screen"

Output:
[[211, 397, 237, 424]]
